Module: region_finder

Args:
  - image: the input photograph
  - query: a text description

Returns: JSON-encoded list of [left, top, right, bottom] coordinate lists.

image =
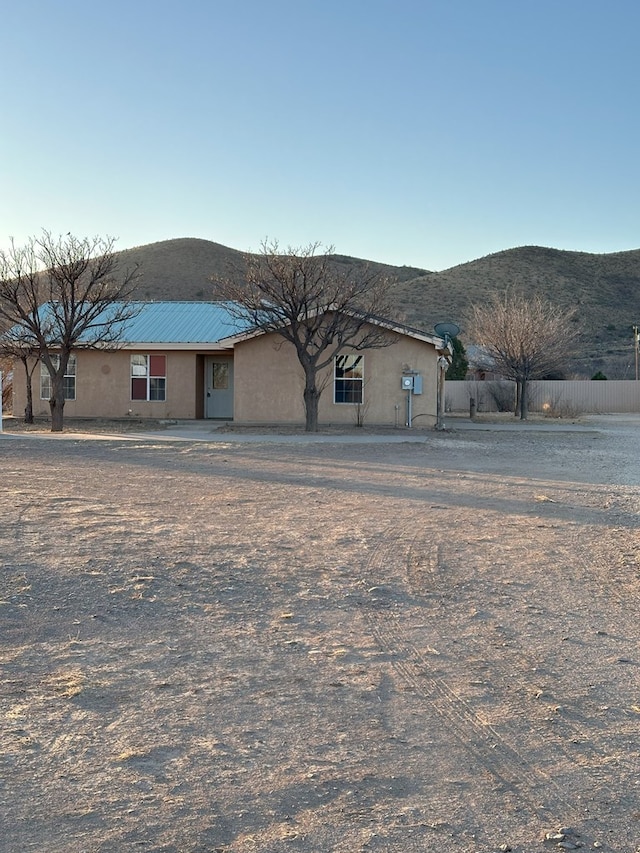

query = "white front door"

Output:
[[205, 356, 234, 419]]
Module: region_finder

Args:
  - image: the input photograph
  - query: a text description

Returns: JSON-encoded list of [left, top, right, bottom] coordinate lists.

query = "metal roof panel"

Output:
[[116, 301, 248, 343], [34, 301, 252, 345], [27, 301, 437, 348]]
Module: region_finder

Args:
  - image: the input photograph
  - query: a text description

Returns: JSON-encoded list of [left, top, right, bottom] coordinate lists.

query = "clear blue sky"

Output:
[[2, 0, 639, 271]]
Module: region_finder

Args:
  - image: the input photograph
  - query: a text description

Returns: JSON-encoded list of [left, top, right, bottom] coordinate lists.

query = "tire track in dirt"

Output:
[[403, 523, 637, 796], [360, 503, 640, 843], [359, 519, 581, 828], [577, 524, 640, 611]]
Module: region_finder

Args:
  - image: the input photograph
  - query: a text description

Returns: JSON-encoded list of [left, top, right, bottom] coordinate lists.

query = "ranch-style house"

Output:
[[11, 302, 450, 427]]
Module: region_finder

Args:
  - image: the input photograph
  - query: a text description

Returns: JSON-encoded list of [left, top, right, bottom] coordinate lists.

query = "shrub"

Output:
[[485, 381, 516, 412], [540, 395, 582, 419]]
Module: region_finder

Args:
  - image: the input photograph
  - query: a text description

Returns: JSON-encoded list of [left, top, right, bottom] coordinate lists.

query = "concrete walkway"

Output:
[[1, 413, 628, 443], [0, 423, 435, 443]]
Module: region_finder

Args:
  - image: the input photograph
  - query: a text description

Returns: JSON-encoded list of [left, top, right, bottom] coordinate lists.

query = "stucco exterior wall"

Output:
[[233, 330, 440, 427], [11, 331, 441, 426], [13, 350, 202, 420]]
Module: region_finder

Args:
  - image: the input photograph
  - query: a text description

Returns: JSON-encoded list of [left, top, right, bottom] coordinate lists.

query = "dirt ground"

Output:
[[1, 418, 640, 852]]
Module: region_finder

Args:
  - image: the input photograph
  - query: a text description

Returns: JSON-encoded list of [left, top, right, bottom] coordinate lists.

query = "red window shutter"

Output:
[[131, 377, 148, 400], [149, 355, 166, 377]]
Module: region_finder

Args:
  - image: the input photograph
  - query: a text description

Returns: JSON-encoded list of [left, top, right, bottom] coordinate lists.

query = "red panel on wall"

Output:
[[149, 355, 166, 377], [131, 377, 147, 400]]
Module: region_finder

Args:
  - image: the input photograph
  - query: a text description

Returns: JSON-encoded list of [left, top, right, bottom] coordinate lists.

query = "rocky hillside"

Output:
[[118, 239, 640, 377]]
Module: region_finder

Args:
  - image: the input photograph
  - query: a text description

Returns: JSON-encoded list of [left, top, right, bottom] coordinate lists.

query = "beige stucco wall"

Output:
[[13, 350, 202, 420], [233, 330, 440, 427], [12, 331, 442, 426]]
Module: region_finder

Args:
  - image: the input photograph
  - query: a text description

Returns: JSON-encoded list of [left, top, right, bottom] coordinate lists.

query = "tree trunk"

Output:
[[21, 357, 34, 424], [49, 385, 65, 432], [519, 379, 529, 420], [24, 394, 33, 425], [302, 369, 321, 432]]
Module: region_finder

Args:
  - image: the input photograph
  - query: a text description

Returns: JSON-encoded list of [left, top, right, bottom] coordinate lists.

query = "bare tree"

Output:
[[469, 289, 582, 419], [0, 232, 141, 431], [0, 334, 39, 423], [213, 240, 397, 431], [0, 353, 13, 416]]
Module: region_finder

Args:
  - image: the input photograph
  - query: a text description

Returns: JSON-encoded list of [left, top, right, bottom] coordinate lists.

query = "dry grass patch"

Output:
[[43, 667, 85, 699]]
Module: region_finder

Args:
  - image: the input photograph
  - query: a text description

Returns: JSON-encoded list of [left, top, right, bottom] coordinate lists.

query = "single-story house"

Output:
[[11, 301, 449, 427]]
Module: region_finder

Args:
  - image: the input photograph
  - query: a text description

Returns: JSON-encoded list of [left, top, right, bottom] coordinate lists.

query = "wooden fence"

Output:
[[445, 380, 640, 415]]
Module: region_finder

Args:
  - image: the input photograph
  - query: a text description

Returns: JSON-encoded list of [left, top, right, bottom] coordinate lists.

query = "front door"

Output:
[[205, 356, 234, 419]]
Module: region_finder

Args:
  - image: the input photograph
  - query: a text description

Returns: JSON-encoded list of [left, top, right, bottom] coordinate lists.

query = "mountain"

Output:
[[116, 238, 247, 300], [118, 237, 427, 299], [394, 245, 640, 378], [117, 238, 640, 378]]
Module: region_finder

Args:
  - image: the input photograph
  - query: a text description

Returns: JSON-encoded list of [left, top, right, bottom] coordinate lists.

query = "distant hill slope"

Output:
[[118, 239, 640, 377], [117, 238, 247, 300], [120, 238, 427, 300], [395, 245, 640, 377]]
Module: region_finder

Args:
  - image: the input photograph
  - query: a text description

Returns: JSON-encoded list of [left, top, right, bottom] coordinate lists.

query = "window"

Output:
[[212, 362, 229, 389], [131, 354, 166, 401], [334, 354, 364, 404], [40, 355, 76, 400]]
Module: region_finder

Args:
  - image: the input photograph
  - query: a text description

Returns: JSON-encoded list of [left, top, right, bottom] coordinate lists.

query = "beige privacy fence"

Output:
[[445, 380, 640, 414]]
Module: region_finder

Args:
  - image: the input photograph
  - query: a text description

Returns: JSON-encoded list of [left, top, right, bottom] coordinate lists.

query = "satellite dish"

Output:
[[434, 321, 460, 340]]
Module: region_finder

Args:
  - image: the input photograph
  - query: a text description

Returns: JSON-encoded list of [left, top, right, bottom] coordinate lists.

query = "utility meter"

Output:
[[401, 375, 414, 390]]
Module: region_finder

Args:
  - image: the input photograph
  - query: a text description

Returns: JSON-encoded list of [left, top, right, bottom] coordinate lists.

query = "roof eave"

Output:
[[98, 341, 235, 352], [217, 320, 445, 349]]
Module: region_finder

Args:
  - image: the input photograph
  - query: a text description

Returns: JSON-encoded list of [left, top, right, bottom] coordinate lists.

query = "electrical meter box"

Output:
[[401, 374, 423, 394]]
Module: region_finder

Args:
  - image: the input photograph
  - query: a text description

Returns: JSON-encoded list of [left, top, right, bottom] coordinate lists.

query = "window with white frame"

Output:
[[334, 354, 364, 404], [131, 354, 166, 401], [40, 354, 76, 400]]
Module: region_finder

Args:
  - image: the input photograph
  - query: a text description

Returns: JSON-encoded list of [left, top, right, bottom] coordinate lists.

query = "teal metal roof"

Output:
[[27, 300, 249, 345], [24, 300, 439, 348], [114, 301, 249, 343]]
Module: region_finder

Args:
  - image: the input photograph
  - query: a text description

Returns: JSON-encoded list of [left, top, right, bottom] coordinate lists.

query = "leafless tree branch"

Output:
[[213, 239, 397, 431], [468, 288, 583, 418], [0, 231, 142, 431]]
